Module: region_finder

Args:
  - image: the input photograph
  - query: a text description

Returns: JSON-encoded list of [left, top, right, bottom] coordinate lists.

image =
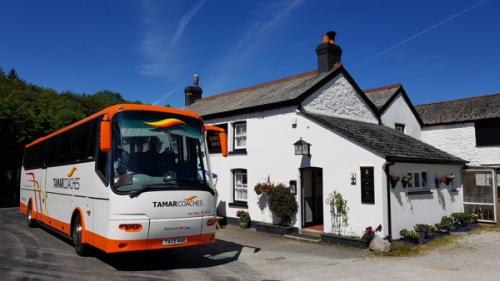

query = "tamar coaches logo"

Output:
[[153, 195, 203, 208], [53, 167, 80, 190]]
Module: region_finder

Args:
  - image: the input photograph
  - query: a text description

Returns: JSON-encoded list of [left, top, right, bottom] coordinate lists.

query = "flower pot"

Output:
[[239, 221, 250, 229]]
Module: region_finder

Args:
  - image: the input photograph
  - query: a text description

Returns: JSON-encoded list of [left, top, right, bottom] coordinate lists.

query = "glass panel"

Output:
[[414, 173, 420, 188], [463, 171, 494, 203], [111, 111, 212, 193], [421, 172, 428, 187], [464, 204, 495, 221]]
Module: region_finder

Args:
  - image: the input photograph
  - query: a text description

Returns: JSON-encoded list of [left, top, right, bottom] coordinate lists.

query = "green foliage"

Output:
[[414, 224, 430, 233], [451, 212, 470, 227], [237, 210, 250, 223], [400, 229, 419, 241], [268, 184, 298, 226], [0, 67, 137, 205], [327, 191, 349, 235]]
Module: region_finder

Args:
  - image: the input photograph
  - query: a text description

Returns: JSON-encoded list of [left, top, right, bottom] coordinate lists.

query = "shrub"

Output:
[[237, 210, 250, 223], [362, 224, 382, 242], [399, 228, 420, 241], [414, 224, 430, 233], [268, 184, 298, 226], [399, 228, 409, 238], [438, 216, 454, 230], [451, 212, 469, 227]]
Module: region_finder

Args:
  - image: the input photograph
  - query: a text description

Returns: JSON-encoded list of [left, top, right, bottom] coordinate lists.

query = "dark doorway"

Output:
[[300, 167, 323, 228]]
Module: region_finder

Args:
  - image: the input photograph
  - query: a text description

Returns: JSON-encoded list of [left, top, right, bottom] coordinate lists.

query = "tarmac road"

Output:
[[0, 208, 262, 281]]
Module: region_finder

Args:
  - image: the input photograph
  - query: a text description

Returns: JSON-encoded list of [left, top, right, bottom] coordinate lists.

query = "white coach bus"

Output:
[[20, 104, 227, 255]]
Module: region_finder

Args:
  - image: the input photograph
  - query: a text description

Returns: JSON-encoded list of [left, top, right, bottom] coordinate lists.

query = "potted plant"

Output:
[[237, 210, 250, 229], [414, 224, 430, 240], [389, 175, 400, 189], [445, 174, 455, 186], [400, 228, 420, 243], [402, 175, 413, 188], [254, 183, 273, 195]]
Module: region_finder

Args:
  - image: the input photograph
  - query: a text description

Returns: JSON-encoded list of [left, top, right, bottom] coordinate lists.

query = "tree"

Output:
[[0, 65, 138, 207], [7, 68, 19, 81]]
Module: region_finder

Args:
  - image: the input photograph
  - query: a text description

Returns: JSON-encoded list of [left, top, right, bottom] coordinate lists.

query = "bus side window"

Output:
[[95, 118, 109, 186]]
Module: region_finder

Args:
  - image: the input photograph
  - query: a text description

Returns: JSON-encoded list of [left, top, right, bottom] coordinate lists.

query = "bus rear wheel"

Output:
[[26, 202, 36, 228], [72, 213, 90, 256]]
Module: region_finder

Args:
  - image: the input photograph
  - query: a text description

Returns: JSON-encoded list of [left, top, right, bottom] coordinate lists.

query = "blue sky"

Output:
[[1, 0, 499, 107]]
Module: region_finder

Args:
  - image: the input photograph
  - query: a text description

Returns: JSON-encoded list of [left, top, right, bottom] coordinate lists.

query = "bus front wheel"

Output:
[[26, 201, 36, 228], [71, 213, 90, 256]]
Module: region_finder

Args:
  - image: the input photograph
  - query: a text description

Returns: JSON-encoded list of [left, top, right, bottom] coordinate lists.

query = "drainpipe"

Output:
[[384, 162, 395, 239]]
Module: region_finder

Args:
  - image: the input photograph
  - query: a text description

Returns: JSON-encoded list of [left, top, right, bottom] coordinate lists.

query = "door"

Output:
[[300, 167, 323, 227]]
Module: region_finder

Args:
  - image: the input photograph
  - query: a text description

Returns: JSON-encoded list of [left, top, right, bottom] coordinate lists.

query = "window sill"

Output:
[[229, 149, 247, 155], [407, 190, 433, 195], [228, 202, 248, 208]]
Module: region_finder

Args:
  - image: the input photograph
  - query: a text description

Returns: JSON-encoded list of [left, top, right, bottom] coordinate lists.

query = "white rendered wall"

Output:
[[302, 73, 379, 124], [380, 93, 422, 139], [421, 123, 500, 166], [207, 106, 388, 237], [389, 163, 463, 239]]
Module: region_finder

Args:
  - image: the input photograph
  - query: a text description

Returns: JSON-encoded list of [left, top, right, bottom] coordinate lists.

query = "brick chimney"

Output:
[[315, 31, 343, 74], [184, 74, 203, 106]]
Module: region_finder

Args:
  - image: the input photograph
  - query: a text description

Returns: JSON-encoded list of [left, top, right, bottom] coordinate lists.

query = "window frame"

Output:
[[233, 121, 247, 151], [475, 118, 500, 147], [360, 166, 375, 204], [395, 123, 406, 134], [232, 168, 248, 203], [405, 171, 430, 193]]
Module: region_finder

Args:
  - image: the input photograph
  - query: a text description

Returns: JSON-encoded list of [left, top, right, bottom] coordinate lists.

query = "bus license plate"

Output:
[[163, 237, 187, 246]]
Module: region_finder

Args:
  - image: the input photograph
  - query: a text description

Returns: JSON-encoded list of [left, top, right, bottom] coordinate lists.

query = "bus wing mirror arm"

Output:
[[204, 125, 228, 157], [100, 114, 112, 152]]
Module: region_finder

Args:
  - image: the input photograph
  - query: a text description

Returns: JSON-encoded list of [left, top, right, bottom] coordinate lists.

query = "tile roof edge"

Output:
[[364, 83, 402, 94], [199, 70, 318, 101], [416, 92, 500, 107]]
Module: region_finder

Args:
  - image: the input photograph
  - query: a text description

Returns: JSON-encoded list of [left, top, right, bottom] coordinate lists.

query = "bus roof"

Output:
[[26, 104, 202, 148]]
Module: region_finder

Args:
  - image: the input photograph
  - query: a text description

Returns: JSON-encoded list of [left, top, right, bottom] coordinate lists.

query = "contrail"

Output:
[[367, 0, 488, 60]]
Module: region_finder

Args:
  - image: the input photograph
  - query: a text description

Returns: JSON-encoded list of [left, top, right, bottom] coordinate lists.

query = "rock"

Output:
[[369, 235, 391, 253]]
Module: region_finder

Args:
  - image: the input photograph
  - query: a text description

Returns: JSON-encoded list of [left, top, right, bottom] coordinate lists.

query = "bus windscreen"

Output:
[[111, 111, 213, 195]]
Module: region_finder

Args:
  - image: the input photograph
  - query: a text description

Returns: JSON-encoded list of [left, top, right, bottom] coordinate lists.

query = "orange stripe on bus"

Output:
[[19, 202, 215, 253]]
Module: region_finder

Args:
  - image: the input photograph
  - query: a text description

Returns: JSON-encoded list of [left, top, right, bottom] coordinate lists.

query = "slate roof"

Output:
[[187, 66, 380, 118], [187, 70, 323, 117], [364, 83, 402, 109], [304, 112, 466, 164], [416, 93, 500, 125]]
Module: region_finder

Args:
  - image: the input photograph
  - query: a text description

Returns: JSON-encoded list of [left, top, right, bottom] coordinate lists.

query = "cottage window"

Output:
[[406, 172, 429, 192], [463, 170, 496, 222], [233, 122, 247, 150], [360, 167, 374, 204], [395, 123, 405, 134], [475, 118, 500, 146], [233, 169, 248, 202]]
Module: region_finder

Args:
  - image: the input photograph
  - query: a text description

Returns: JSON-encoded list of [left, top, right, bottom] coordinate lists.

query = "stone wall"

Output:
[[302, 74, 378, 124]]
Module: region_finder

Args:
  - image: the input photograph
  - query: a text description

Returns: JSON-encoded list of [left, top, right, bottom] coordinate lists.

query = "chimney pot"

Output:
[[185, 74, 203, 106], [316, 31, 342, 74]]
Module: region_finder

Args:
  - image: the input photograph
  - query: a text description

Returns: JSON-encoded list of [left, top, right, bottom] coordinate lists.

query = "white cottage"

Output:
[[186, 36, 466, 239], [416, 95, 500, 224]]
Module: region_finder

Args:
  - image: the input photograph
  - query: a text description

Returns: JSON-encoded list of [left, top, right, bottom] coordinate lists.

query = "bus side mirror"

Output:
[[100, 114, 112, 152], [219, 131, 228, 157], [204, 125, 228, 157]]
